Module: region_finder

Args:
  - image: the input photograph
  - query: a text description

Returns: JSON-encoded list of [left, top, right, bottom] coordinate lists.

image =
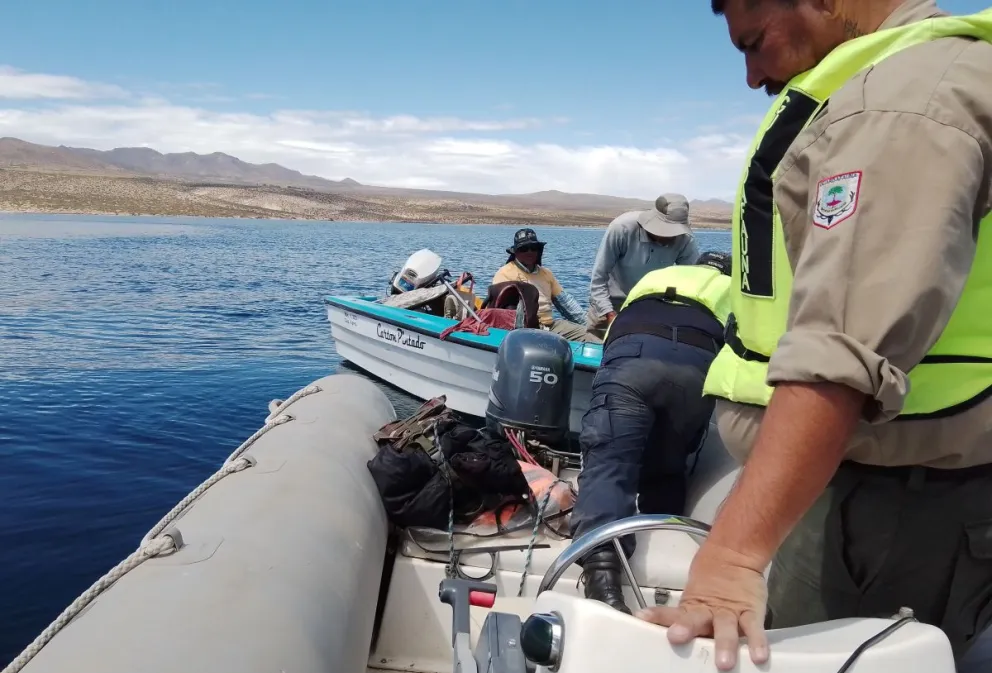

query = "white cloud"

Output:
[[0, 66, 751, 199], [0, 66, 126, 100]]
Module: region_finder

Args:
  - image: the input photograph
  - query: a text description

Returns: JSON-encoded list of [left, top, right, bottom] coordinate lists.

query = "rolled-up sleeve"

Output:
[[767, 110, 984, 422]]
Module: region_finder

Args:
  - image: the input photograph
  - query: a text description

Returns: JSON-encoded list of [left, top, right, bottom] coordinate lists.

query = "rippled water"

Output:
[[0, 213, 730, 664]]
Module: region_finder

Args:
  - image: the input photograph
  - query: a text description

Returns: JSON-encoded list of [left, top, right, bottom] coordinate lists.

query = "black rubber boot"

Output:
[[580, 548, 632, 615]]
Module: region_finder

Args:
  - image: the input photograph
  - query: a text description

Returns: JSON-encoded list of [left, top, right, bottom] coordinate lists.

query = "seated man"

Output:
[[492, 228, 600, 343], [569, 250, 731, 613]]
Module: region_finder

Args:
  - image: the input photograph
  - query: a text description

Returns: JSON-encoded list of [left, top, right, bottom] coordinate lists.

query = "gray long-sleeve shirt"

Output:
[[588, 209, 701, 318]]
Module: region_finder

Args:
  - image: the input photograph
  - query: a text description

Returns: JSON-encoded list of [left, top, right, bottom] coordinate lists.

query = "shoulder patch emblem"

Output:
[[813, 171, 861, 230]]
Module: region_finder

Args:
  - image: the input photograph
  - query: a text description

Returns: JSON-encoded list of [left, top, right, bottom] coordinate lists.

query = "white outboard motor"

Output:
[[390, 249, 443, 294]]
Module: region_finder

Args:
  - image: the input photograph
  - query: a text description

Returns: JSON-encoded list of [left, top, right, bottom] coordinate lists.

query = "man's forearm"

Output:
[[703, 382, 866, 570], [588, 275, 614, 317]]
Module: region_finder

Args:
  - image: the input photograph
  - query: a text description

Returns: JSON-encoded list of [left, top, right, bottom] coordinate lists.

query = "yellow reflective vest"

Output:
[[605, 264, 731, 342], [702, 10, 992, 419]]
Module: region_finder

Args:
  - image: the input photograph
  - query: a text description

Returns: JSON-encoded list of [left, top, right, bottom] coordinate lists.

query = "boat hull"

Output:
[[325, 296, 601, 434]]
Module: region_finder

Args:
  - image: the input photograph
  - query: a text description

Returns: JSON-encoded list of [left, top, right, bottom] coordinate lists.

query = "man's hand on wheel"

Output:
[[634, 543, 770, 671]]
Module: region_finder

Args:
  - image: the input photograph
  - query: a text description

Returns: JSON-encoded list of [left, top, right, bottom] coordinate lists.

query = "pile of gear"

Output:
[[366, 396, 575, 538], [367, 316, 585, 595]]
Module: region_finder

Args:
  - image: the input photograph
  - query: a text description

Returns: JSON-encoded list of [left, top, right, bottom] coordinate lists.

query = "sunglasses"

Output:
[[516, 244, 540, 253]]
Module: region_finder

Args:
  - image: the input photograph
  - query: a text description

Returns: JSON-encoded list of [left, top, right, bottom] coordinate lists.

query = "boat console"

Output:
[[439, 515, 958, 673]]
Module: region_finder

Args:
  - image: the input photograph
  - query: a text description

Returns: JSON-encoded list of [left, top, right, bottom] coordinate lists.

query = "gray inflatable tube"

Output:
[[10, 374, 395, 673]]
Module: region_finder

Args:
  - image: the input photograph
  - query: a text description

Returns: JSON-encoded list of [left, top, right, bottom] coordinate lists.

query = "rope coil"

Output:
[[1, 383, 321, 673]]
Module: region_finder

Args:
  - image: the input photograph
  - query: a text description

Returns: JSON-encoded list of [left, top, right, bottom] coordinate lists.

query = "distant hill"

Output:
[[692, 197, 736, 207], [0, 137, 356, 190], [0, 137, 127, 173], [65, 145, 356, 191], [496, 189, 654, 212], [0, 136, 732, 214]]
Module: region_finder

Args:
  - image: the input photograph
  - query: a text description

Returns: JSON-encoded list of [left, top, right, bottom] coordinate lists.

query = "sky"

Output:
[[0, 0, 987, 200]]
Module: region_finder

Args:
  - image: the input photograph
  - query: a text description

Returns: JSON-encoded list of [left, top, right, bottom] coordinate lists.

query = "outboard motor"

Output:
[[486, 328, 574, 446], [389, 249, 443, 295]]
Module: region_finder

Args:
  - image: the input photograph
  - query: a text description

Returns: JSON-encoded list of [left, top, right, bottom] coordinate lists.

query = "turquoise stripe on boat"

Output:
[[324, 295, 603, 370]]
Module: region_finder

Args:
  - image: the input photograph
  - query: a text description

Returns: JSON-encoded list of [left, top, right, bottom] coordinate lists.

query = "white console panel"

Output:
[[531, 591, 956, 673]]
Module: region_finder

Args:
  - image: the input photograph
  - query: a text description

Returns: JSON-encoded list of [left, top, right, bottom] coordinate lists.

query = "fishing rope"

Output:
[[446, 469, 457, 579], [428, 419, 459, 580], [517, 474, 565, 597], [511, 429, 570, 598], [1, 384, 321, 673], [437, 426, 572, 596]]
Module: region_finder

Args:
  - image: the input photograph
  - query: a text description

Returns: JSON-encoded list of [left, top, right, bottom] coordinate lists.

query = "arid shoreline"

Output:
[[0, 169, 732, 229]]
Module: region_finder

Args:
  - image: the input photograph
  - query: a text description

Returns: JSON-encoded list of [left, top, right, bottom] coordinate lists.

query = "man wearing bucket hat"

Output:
[[586, 193, 701, 339], [491, 228, 600, 343]]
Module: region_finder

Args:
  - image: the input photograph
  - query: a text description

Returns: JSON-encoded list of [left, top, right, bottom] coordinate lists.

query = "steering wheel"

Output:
[[529, 515, 923, 673], [536, 514, 712, 612]]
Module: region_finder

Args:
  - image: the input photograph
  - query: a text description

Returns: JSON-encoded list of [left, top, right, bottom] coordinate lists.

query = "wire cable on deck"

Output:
[[835, 612, 917, 673]]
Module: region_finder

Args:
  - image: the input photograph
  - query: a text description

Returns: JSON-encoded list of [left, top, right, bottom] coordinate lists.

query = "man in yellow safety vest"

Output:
[[570, 251, 731, 614], [636, 1, 992, 670]]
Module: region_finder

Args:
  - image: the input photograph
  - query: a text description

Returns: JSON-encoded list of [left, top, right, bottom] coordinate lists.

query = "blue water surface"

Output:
[[0, 213, 730, 665]]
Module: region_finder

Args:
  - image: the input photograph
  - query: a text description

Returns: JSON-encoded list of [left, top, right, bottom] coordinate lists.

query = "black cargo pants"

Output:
[[569, 332, 716, 558], [767, 460, 992, 664]]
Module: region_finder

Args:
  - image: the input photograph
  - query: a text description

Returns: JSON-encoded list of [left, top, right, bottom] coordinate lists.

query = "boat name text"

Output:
[[376, 322, 427, 350]]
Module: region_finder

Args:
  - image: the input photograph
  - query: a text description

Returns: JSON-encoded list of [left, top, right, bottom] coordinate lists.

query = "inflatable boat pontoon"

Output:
[[6, 373, 988, 673]]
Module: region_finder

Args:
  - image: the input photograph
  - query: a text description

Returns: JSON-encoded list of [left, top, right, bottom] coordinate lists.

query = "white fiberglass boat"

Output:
[[324, 248, 601, 433], [325, 294, 600, 433]]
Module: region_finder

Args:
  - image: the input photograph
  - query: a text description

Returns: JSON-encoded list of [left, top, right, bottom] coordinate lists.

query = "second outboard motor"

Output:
[[389, 249, 443, 295], [485, 328, 574, 445]]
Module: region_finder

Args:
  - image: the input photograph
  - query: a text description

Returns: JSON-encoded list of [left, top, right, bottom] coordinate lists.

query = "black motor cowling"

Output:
[[485, 328, 574, 444]]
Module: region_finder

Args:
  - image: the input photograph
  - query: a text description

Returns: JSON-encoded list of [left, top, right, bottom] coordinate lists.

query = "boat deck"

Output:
[[328, 296, 992, 673]]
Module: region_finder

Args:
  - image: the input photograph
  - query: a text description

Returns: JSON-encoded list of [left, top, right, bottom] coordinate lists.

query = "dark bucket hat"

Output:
[[505, 228, 546, 265], [506, 228, 547, 255]]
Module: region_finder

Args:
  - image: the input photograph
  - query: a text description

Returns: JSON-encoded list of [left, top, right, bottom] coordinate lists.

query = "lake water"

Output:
[[0, 213, 731, 665]]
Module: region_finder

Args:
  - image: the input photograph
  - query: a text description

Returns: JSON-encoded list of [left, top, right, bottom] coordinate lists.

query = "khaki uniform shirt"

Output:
[[718, 0, 992, 469]]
